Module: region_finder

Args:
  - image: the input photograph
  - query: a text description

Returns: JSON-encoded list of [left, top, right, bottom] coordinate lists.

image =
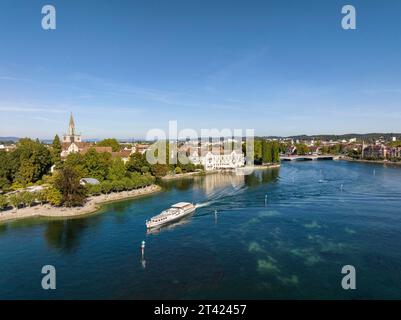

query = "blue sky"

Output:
[[1, 0, 401, 139]]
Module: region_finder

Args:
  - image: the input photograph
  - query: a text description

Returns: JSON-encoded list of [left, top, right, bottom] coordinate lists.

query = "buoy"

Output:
[[141, 240, 145, 259]]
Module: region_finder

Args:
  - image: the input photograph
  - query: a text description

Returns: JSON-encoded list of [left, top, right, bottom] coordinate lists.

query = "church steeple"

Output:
[[63, 112, 82, 144], [69, 112, 75, 136]]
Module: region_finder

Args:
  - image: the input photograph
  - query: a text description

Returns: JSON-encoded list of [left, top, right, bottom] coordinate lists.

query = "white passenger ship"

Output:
[[146, 202, 196, 229]]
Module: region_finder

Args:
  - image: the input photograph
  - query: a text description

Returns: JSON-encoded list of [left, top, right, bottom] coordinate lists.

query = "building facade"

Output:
[[189, 150, 245, 171]]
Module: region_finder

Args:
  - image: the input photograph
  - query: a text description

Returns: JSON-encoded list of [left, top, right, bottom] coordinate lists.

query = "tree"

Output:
[[126, 152, 148, 173], [108, 158, 126, 181], [111, 180, 125, 192], [262, 141, 273, 164], [83, 148, 111, 181], [97, 138, 121, 152], [272, 141, 280, 163], [44, 187, 62, 206], [9, 138, 52, 186], [0, 151, 11, 190], [0, 195, 8, 210], [64, 152, 87, 178], [51, 134, 62, 169], [0, 177, 10, 193], [54, 167, 87, 207], [296, 144, 309, 155], [20, 191, 36, 207], [86, 183, 102, 196], [8, 194, 21, 210], [15, 159, 36, 185], [100, 181, 113, 194], [150, 164, 169, 177], [36, 190, 47, 205]]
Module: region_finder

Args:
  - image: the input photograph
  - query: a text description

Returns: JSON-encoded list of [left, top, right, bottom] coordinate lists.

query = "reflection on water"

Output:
[[44, 219, 91, 252], [161, 168, 280, 195]]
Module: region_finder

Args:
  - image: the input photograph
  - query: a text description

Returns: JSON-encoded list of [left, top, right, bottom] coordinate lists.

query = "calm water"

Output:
[[1, 161, 401, 299]]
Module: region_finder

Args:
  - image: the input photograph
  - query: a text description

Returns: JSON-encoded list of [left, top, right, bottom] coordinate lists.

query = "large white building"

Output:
[[189, 150, 245, 171]]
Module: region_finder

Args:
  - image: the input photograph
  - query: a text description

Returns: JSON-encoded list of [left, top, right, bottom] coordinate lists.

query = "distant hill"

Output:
[[264, 133, 401, 142], [0, 137, 19, 143]]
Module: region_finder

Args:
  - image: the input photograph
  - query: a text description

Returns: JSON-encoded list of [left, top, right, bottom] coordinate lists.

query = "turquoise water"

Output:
[[1, 161, 401, 299]]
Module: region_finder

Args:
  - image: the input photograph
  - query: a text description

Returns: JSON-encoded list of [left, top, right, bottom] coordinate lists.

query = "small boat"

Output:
[[146, 202, 196, 229]]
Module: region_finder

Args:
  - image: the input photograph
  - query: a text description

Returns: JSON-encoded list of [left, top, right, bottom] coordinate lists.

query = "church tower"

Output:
[[63, 113, 82, 143], [69, 113, 75, 137]]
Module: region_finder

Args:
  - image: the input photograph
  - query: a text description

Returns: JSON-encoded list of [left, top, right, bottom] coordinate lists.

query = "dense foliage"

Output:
[[0, 138, 52, 191], [0, 139, 203, 211], [96, 138, 121, 152], [244, 139, 280, 165], [54, 167, 87, 207]]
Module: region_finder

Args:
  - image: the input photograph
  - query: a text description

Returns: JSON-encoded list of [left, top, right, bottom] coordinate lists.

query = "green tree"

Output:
[[272, 141, 280, 163], [97, 138, 121, 152], [15, 159, 36, 185], [44, 187, 62, 206], [126, 152, 148, 173], [0, 177, 10, 192], [140, 166, 149, 174], [0, 195, 8, 210], [0, 151, 11, 190], [20, 191, 35, 207], [83, 148, 111, 181], [8, 194, 21, 210], [36, 190, 47, 205], [54, 167, 87, 207], [150, 163, 169, 177], [64, 152, 87, 178], [51, 134, 62, 169], [111, 180, 125, 192], [262, 141, 273, 164], [108, 158, 126, 181], [296, 144, 309, 155], [100, 181, 113, 194], [9, 138, 52, 185], [86, 183, 102, 195]]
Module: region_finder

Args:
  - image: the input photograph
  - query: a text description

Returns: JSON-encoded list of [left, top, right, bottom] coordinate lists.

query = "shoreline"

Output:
[[252, 164, 281, 169], [0, 184, 162, 224], [340, 157, 401, 166], [161, 171, 205, 180]]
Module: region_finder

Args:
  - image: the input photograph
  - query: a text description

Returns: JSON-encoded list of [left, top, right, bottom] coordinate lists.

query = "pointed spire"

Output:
[[69, 112, 75, 136]]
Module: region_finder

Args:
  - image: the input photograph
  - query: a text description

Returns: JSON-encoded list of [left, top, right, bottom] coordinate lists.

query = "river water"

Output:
[[1, 161, 401, 299]]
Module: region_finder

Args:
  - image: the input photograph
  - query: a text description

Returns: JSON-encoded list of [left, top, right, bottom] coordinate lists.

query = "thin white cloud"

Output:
[[0, 106, 66, 113]]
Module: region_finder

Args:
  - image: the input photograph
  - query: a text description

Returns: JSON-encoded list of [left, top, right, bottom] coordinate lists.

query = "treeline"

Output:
[[0, 137, 203, 193], [0, 188, 62, 211], [244, 139, 281, 165], [0, 136, 205, 209]]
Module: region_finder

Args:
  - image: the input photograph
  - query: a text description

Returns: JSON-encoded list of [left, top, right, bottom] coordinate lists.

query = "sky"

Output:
[[1, 0, 401, 139]]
